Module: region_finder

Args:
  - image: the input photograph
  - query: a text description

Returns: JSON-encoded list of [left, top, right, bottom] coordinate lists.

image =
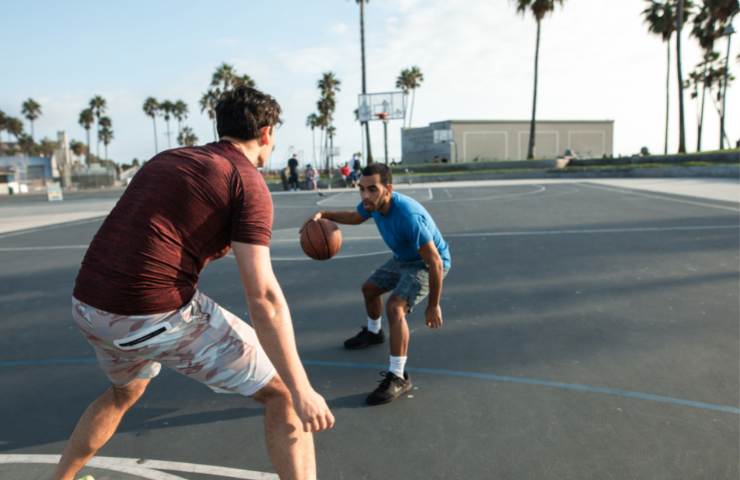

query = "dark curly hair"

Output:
[[216, 86, 282, 141], [361, 163, 392, 185]]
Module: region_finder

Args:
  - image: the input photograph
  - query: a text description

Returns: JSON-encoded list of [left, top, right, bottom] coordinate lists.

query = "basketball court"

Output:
[[0, 178, 738, 479]]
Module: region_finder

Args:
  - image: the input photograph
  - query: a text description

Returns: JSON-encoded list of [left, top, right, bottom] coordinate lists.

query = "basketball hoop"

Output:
[[376, 112, 389, 121]]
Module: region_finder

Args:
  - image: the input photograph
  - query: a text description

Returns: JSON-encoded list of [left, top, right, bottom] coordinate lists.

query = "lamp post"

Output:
[[720, 23, 735, 149]]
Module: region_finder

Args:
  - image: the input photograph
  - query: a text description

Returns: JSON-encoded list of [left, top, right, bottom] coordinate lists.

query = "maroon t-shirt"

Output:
[[74, 141, 272, 315]]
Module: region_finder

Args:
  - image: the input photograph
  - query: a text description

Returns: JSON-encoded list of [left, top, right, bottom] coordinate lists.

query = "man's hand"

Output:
[[425, 304, 443, 329], [300, 212, 323, 233], [293, 388, 335, 433]]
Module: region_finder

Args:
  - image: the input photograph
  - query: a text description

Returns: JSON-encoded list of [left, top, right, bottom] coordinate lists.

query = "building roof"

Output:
[[439, 119, 614, 125]]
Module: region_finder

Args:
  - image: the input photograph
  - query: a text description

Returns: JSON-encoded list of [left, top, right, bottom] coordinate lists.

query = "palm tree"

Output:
[[356, 0, 373, 163], [98, 116, 113, 160], [21, 98, 42, 141], [675, 0, 690, 153], [159, 100, 175, 149], [177, 126, 198, 147], [17, 134, 35, 155], [212, 63, 237, 92], [6, 117, 24, 144], [200, 89, 220, 141], [89, 95, 107, 158], [173, 100, 189, 136], [515, 0, 565, 160], [644, 0, 679, 154], [396, 66, 424, 128], [306, 113, 320, 165], [69, 139, 87, 158], [78, 108, 94, 165], [142, 97, 160, 154], [317, 72, 341, 171], [0, 110, 7, 150]]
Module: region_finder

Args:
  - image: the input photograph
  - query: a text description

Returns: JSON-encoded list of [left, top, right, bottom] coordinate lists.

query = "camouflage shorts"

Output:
[[71, 291, 276, 396], [367, 258, 450, 312]]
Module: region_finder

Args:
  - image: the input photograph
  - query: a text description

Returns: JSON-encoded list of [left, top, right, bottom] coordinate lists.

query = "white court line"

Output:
[[0, 454, 278, 479], [0, 217, 103, 239], [428, 187, 434, 200], [0, 245, 88, 252], [581, 183, 740, 213], [1, 224, 736, 255], [447, 224, 738, 238], [428, 185, 547, 203]]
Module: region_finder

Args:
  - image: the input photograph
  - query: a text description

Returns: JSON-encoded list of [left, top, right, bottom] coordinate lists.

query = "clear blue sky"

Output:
[[2, 0, 738, 167]]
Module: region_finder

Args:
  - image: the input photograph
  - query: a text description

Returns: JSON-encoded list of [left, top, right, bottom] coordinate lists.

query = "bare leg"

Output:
[[53, 378, 149, 480], [386, 295, 410, 357], [362, 281, 387, 320], [252, 376, 316, 480]]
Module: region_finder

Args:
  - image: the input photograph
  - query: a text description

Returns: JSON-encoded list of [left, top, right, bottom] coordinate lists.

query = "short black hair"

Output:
[[216, 86, 282, 141], [361, 163, 392, 185]]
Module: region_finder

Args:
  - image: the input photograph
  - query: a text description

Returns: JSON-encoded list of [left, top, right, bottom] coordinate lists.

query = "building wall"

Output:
[[402, 120, 614, 164]]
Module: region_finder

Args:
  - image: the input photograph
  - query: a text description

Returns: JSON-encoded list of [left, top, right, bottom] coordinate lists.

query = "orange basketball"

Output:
[[300, 219, 342, 260]]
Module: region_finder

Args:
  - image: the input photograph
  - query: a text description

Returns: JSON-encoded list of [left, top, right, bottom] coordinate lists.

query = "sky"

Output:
[[1, 0, 738, 168]]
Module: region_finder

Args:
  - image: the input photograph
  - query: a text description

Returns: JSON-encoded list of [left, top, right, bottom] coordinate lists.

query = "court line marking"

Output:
[[2, 357, 737, 415], [0, 217, 104, 239], [0, 225, 736, 254], [0, 454, 277, 479], [428, 187, 434, 200], [581, 183, 740, 213]]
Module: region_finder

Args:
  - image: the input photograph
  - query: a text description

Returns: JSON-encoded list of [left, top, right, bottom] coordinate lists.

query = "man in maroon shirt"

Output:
[[54, 87, 334, 480]]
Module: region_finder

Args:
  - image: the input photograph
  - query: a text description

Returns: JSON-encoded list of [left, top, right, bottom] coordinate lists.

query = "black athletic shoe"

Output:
[[343, 327, 385, 350], [366, 371, 412, 405]]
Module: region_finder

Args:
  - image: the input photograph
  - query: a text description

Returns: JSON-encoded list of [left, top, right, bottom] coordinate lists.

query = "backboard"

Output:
[[357, 91, 407, 122]]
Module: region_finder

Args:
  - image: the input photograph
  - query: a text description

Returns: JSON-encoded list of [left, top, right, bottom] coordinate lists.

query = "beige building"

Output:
[[401, 119, 614, 164]]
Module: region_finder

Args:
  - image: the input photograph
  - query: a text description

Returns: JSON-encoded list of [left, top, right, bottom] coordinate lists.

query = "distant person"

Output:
[[350, 156, 362, 188], [339, 163, 351, 187], [305, 164, 318, 191], [54, 86, 334, 480], [288, 154, 299, 191], [280, 165, 289, 191], [303, 163, 451, 405]]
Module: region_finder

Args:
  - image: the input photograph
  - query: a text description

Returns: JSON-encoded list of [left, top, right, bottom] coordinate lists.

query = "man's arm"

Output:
[[232, 241, 334, 432], [418, 241, 444, 329], [303, 210, 367, 229]]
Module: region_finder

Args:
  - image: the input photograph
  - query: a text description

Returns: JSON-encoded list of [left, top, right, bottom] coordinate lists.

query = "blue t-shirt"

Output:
[[357, 191, 451, 268]]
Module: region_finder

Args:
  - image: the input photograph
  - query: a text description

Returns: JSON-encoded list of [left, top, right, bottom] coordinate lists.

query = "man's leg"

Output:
[[53, 378, 150, 480], [252, 376, 316, 480], [362, 281, 386, 320], [385, 295, 410, 357]]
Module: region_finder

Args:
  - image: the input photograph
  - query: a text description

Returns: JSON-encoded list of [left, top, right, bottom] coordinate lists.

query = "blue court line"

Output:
[[3, 357, 738, 415]]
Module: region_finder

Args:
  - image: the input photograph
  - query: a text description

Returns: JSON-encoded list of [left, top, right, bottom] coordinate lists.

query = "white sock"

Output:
[[389, 355, 407, 378], [367, 316, 382, 334]]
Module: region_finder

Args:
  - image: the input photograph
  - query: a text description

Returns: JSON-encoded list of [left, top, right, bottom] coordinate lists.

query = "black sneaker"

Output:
[[366, 371, 412, 405], [343, 327, 385, 350]]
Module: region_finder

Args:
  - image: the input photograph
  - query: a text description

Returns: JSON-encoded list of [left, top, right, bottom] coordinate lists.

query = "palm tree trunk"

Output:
[[312, 127, 316, 165], [166, 121, 172, 149], [152, 116, 159, 154], [698, 63, 708, 152], [675, 0, 687, 153], [86, 128, 91, 166], [212, 119, 217, 141], [409, 89, 416, 128], [95, 119, 100, 159], [104, 143, 108, 160], [665, 39, 671, 155], [720, 31, 733, 149], [359, 0, 373, 163], [30, 120, 35, 141], [527, 19, 541, 160]]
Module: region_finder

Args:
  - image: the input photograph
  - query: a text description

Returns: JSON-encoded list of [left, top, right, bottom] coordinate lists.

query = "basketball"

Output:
[[300, 219, 342, 260]]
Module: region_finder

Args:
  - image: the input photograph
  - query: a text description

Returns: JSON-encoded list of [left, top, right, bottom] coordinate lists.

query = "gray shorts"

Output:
[[367, 257, 450, 311], [72, 291, 276, 396]]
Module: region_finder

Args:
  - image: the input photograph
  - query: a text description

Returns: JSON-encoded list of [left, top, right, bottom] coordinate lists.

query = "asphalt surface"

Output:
[[0, 180, 738, 479]]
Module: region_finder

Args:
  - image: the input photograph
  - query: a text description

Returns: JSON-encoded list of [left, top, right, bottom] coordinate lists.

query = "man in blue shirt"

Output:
[[304, 163, 450, 405]]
